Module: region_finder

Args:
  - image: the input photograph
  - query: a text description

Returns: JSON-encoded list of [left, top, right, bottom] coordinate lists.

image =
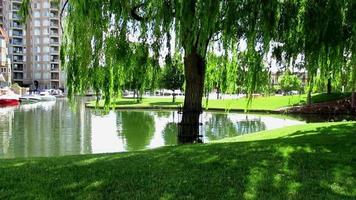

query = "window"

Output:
[[35, 72, 41, 79], [34, 20, 40, 27], [43, 11, 49, 17], [43, 73, 49, 79], [43, 46, 49, 53], [34, 28, 40, 35], [34, 11, 40, 18], [35, 55, 41, 62], [33, 3, 40, 9], [43, 37, 49, 44], [43, 28, 49, 35], [43, 2, 50, 8], [43, 55, 49, 62], [43, 19, 50, 26]]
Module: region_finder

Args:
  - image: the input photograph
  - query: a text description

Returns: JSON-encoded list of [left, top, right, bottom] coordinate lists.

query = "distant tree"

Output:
[[278, 71, 302, 94], [160, 55, 184, 103], [123, 44, 160, 102], [205, 53, 227, 100]]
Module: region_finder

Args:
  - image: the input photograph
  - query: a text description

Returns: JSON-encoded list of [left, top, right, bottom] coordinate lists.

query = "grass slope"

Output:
[[87, 93, 351, 111], [1, 122, 355, 199]]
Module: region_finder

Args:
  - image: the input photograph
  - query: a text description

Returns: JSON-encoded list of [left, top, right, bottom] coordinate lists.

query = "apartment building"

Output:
[[0, 0, 64, 90], [0, 26, 11, 85]]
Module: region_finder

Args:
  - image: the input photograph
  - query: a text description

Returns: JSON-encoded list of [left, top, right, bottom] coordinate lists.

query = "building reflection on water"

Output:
[[0, 98, 304, 158]]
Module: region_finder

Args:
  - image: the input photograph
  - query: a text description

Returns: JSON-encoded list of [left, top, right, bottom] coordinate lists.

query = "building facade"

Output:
[[0, 26, 11, 85], [0, 0, 64, 90]]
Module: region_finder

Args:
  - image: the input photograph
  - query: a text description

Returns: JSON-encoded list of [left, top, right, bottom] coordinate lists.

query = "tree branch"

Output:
[[60, 0, 69, 33]]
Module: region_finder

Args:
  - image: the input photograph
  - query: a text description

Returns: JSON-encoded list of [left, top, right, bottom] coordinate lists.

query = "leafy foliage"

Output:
[[160, 54, 184, 102], [21, 0, 356, 104], [278, 71, 302, 93]]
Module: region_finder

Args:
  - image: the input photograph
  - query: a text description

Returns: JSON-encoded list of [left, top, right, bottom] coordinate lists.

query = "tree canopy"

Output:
[[21, 0, 356, 141], [25, 0, 352, 103]]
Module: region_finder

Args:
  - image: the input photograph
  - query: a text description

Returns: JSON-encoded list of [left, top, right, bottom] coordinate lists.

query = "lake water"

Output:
[[0, 98, 307, 158]]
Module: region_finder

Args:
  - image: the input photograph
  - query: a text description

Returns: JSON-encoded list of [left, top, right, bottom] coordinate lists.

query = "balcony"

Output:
[[13, 50, 24, 54], [12, 5, 21, 11], [13, 64, 24, 71], [12, 13, 21, 20], [12, 31, 23, 37], [51, 64, 59, 71], [50, 39, 59, 45], [12, 41, 23, 46], [12, 21, 23, 29], [51, 55, 59, 63], [50, 20, 59, 27], [50, 47, 59, 53], [13, 72, 24, 80], [51, 73, 59, 80], [50, 2, 59, 9], [13, 58, 23, 62], [50, 11, 59, 18]]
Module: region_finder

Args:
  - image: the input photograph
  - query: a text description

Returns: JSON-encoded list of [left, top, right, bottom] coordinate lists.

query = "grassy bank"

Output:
[[86, 93, 351, 111], [1, 122, 355, 199]]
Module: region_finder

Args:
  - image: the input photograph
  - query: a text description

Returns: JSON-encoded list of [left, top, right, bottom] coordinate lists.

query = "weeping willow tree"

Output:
[[22, 0, 355, 142]]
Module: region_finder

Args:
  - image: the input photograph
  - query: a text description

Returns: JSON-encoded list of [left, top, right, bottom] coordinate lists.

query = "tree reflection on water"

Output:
[[117, 111, 155, 151], [204, 114, 267, 140]]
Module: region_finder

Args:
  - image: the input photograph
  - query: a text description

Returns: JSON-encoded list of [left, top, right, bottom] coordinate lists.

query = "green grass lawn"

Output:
[[87, 93, 351, 111], [1, 122, 355, 199]]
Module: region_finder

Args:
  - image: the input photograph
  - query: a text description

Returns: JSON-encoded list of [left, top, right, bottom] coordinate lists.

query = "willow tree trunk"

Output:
[[172, 91, 176, 103], [178, 48, 206, 143], [352, 92, 356, 109], [307, 76, 314, 106], [327, 78, 332, 94], [307, 90, 312, 106]]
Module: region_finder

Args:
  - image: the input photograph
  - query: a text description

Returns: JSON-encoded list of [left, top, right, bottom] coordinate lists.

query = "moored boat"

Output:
[[39, 91, 56, 101], [19, 94, 42, 103], [0, 97, 19, 107], [0, 88, 20, 107]]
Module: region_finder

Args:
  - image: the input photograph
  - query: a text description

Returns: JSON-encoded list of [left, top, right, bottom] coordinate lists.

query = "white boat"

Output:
[[19, 101, 56, 112], [47, 89, 65, 98], [39, 91, 56, 101], [0, 88, 20, 107], [19, 94, 42, 103]]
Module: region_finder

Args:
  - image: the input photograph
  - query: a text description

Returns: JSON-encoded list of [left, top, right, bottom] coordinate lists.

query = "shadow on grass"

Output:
[[292, 93, 352, 107], [113, 100, 140, 105], [149, 102, 182, 106], [0, 123, 355, 199], [312, 93, 351, 103]]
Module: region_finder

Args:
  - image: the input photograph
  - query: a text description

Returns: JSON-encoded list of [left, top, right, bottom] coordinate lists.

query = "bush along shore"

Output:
[[86, 93, 354, 114]]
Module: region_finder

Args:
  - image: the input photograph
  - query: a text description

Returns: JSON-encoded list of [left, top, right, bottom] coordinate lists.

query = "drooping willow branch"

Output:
[[60, 0, 69, 33], [20, 0, 355, 106]]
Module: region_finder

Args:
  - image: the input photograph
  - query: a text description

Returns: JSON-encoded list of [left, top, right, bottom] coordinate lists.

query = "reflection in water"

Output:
[[203, 114, 267, 140], [235, 117, 267, 135], [118, 111, 155, 151], [0, 99, 92, 158], [0, 98, 308, 158], [162, 123, 178, 145], [204, 114, 238, 140]]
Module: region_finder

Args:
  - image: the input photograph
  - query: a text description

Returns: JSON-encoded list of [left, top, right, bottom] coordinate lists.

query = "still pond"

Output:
[[1, 98, 352, 159]]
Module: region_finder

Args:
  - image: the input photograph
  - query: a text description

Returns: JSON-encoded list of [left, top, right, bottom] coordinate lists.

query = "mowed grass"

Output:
[[0, 122, 355, 199], [87, 92, 351, 111]]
